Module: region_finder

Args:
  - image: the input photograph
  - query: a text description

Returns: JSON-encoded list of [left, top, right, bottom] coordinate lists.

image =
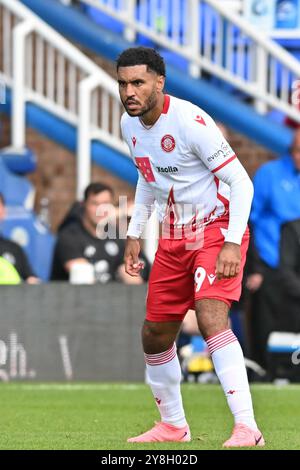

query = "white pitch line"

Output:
[[0, 383, 300, 392], [0, 383, 146, 391]]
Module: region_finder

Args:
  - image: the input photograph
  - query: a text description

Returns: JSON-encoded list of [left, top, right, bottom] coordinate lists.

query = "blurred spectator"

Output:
[[251, 128, 300, 269], [249, 128, 300, 368], [244, 230, 265, 293], [279, 218, 300, 332], [0, 193, 39, 284], [51, 182, 149, 284], [241, 229, 267, 366], [177, 309, 199, 349], [56, 200, 83, 233]]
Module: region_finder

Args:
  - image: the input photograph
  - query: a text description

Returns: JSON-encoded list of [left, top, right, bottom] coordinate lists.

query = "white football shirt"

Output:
[[121, 95, 253, 244]]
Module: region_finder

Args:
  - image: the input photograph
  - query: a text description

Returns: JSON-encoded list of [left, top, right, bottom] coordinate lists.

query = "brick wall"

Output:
[[227, 129, 274, 178]]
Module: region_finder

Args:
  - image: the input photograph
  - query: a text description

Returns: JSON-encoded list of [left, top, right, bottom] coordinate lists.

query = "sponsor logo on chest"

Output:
[[156, 166, 178, 173]]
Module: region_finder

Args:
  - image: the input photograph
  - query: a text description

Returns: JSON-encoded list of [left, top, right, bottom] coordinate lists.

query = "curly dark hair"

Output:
[[116, 47, 166, 76]]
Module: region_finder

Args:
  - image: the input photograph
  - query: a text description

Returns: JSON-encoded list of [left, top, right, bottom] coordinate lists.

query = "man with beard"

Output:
[[117, 47, 264, 447], [51, 182, 148, 284]]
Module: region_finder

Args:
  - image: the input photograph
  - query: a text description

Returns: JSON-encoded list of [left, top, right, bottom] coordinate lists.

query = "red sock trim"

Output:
[[145, 343, 177, 366], [206, 329, 237, 355]]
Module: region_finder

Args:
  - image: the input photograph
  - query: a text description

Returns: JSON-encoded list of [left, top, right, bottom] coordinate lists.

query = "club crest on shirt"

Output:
[[161, 134, 176, 153]]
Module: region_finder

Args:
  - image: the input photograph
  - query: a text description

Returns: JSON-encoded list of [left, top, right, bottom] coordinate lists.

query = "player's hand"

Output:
[[216, 242, 241, 280], [124, 237, 144, 277]]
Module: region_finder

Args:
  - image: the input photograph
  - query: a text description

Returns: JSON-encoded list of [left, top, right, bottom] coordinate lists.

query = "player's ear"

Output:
[[156, 75, 165, 92]]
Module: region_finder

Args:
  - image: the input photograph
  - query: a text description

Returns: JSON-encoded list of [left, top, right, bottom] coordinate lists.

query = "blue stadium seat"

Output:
[[152, 4, 243, 82], [0, 159, 35, 208], [0, 147, 37, 175], [2, 207, 56, 281], [159, 48, 189, 72], [135, 0, 187, 48], [266, 108, 286, 125], [275, 38, 300, 51], [82, 2, 124, 34]]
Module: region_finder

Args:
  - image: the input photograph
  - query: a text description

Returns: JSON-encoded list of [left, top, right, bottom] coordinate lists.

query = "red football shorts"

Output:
[[146, 221, 250, 322]]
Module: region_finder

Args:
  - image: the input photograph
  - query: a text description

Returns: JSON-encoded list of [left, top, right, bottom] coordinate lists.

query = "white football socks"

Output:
[[145, 343, 187, 428], [206, 329, 258, 431]]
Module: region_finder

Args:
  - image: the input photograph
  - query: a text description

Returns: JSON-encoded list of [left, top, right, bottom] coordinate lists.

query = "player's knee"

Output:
[[142, 322, 174, 353], [142, 322, 161, 344]]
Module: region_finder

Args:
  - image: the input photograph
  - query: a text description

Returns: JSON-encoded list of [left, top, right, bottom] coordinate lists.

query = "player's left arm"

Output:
[[189, 113, 253, 279], [214, 159, 253, 279]]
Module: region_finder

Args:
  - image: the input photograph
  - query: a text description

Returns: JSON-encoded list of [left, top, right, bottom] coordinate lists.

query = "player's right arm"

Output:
[[124, 237, 142, 277], [124, 174, 155, 276], [121, 114, 155, 276]]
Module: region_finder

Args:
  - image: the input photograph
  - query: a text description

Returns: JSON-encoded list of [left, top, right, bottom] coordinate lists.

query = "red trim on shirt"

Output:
[[214, 176, 229, 214], [162, 95, 170, 114], [211, 155, 237, 173]]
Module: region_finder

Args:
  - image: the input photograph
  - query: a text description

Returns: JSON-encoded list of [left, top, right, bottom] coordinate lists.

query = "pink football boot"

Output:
[[127, 422, 191, 443], [223, 423, 265, 448]]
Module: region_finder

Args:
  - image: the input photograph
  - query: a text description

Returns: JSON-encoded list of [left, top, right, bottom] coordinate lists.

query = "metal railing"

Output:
[[0, 0, 129, 199], [81, 0, 300, 121]]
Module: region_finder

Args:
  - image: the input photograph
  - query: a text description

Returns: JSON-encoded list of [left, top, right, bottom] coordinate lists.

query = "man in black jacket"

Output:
[[51, 182, 149, 283], [279, 219, 300, 332]]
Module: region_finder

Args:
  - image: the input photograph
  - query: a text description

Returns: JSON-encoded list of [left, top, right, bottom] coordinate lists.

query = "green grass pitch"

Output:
[[0, 383, 299, 450]]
